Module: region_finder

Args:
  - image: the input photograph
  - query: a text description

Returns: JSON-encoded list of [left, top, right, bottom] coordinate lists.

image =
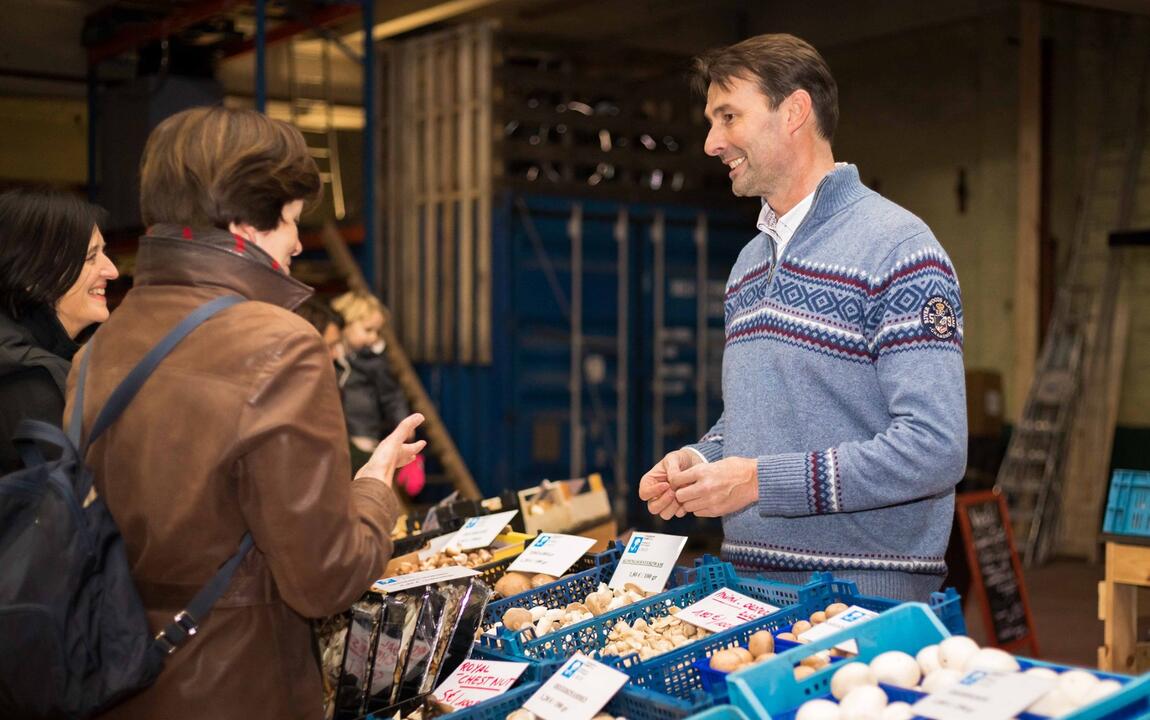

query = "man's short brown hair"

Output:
[[139, 106, 321, 231], [692, 33, 839, 142]]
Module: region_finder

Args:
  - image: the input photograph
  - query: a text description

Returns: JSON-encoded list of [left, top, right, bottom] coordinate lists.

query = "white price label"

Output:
[[432, 658, 530, 709], [453, 510, 519, 550], [522, 653, 629, 720], [608, 532, 686, 593], [508, 533, 597, 577], [797, 605, 880, 653], [912, 670, 1056, 720], [371, 565, 479, 594], [677, 588, 781, 633]]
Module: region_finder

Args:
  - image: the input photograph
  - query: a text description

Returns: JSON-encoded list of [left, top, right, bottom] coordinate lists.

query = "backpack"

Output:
[[0, 295, 253, 719]]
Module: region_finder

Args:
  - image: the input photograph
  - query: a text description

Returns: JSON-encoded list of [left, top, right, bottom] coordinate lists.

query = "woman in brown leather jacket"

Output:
[[66, 106, 424, 720]]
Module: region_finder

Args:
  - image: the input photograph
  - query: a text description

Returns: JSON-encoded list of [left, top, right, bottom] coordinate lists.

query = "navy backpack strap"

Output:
[[11, 419, 77, 470], [152, 533, 255, 656], [66, 347, 90, 449], [80, 294, 245, 452]]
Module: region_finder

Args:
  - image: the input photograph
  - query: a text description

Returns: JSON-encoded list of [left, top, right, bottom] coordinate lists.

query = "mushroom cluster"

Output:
[[392, 545, 494, 576], [791, 635, 1124, 720], [597, 606, 712, 661], [499, 582, 652, 638], [705, 601, 852, 677]]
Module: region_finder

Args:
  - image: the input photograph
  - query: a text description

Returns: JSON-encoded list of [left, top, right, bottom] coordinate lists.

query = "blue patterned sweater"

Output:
[[688, 164, 967, 600]]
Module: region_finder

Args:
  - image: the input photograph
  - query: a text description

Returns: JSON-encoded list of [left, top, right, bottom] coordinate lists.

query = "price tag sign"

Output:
[[453, 510, 519, 550], [677, 588, 781, 633], [912, 670, 1055, 720], [508, 533, 597, 576], [371, 566, 478, 594], [608, 532, 686, 593], [432, 658, 530, 709], [797, 605, 880, 654], [522, 653, 629, 720]]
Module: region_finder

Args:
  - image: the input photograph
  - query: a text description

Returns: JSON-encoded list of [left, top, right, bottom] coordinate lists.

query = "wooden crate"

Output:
[[1097, 540, 1150, 673]]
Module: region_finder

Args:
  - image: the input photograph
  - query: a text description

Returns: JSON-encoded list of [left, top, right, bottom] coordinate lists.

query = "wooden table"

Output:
[[1098, 539, 1150, 673]]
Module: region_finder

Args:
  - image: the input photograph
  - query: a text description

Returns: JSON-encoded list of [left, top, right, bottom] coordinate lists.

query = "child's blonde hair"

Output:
[[331, 291, 384, 325]]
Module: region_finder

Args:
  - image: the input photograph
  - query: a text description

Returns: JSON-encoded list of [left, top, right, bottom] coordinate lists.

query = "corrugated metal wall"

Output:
[[416, 191, 752, 528]]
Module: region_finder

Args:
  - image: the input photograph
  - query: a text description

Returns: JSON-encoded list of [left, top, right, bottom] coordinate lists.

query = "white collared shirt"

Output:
[[757, 189, 815, 259]]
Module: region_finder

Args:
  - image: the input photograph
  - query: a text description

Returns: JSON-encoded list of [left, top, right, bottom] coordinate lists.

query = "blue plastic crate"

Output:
[[616, 572, 929, 708], [481, 543, 626, 633], [440, 679, 701, 720], [726, 603, 950, 719], [727, 603, 1147, 720], [479, 558, 806, 661], [616, 572, 963, 708], [687, 706, 752, 720], [1103, 469, 1150, 539], [786, 572, 965, 636], [690, 638, 815, 694]]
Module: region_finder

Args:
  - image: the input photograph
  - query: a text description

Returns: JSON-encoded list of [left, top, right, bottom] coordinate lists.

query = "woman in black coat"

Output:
[[0, 188, 118, 472]]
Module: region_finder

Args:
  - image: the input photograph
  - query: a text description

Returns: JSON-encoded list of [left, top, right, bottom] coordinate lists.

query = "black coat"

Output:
[[0, 305, 79, 473], [337, 346, 409, 441]]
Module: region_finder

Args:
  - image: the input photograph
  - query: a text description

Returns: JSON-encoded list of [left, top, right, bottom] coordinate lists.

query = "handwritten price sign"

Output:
[[432, 659, 530, 709], [676, 588, 781, 633]]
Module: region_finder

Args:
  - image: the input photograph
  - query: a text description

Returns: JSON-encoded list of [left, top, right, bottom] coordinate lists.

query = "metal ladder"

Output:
[[287, 35, 346, 220], [996, 16, 1150, 567]]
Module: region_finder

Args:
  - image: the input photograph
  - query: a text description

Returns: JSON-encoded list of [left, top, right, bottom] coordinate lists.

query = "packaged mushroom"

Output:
[[333, 577, 494, 718]]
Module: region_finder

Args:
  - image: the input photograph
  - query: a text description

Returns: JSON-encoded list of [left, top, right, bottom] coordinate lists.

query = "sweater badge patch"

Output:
[[921, 296, 957, 339]]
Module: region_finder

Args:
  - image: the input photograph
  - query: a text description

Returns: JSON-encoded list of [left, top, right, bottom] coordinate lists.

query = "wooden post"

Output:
[[1013, 0, 1042, 420], [321, 221, 482, 500]]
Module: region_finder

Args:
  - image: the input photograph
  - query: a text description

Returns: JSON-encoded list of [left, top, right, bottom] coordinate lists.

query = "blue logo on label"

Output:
[[627, 536, 644, 554], [960, 671, 988, 686], [840, 609, 867, 623], [535, 534, 551, 547], [379, 578, 397, 585], [561, 660, 584, 678], [464, 518, 479, 529]]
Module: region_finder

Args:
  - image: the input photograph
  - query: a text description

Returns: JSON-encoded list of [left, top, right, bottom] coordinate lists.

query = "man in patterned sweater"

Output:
[[638, 33, 967, 600]]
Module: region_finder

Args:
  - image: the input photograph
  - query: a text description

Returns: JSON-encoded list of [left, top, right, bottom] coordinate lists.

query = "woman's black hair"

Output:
[[0, 187, 108, 318]]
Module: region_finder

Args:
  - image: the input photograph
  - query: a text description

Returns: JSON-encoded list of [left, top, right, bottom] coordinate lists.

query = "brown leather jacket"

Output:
[[66, 229, 399, 720]]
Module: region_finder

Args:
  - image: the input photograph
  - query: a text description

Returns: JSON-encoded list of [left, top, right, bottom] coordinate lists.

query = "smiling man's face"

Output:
[[703, 74, 790, 199]]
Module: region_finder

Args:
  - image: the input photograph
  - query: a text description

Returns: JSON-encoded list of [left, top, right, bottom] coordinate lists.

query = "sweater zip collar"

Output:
[[763, 163, 871, 284]]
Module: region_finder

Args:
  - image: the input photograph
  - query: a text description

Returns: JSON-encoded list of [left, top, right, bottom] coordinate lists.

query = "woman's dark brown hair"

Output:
[[0, 188, 106, 318], [139, 106, 321, 231], [692, 33, 839, 143]]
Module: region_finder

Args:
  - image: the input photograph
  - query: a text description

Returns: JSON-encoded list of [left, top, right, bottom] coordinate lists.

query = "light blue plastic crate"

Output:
[[726, 603, 951, 719], [479, 557, 806, 661], [481, 542, 625, 633], [1103, 469, 1150, 539], [615, 572, 963, 708], [727, 603, 1147, 720], [686, 705, 752, 720]]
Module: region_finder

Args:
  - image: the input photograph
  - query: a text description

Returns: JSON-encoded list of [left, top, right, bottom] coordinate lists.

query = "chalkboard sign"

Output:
[[955, 491, 1039, 655]]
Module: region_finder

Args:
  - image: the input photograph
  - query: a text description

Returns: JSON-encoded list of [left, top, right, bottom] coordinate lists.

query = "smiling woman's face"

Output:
[[55, 227, 118, 338]]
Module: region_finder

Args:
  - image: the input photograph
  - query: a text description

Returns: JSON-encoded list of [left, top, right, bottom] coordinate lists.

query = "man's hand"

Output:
[[355, 413, 427, 485], [669, 457, 758, 517], [638, 449, 704, 520]]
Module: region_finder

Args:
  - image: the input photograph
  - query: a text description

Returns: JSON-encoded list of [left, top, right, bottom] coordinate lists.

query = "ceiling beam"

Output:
[[86, 0, 245, 65]]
